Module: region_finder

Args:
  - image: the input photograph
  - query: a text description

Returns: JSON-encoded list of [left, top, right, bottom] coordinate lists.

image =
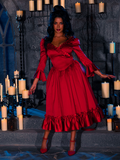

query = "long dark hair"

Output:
[[44, 5, 74, 49]]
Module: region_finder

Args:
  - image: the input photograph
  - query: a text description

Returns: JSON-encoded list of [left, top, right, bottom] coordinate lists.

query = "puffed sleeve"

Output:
[[34, 38, 48, 81], [72, 37, 100, 77]]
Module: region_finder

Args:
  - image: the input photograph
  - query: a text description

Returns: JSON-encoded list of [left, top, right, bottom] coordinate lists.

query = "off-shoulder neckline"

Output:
[[49, 36, 74, 48]]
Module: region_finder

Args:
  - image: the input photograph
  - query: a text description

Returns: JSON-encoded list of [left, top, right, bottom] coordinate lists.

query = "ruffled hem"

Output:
[[86, 63, 100, 77], [42, 106, 104, 132], [34, 70, 46, 82]]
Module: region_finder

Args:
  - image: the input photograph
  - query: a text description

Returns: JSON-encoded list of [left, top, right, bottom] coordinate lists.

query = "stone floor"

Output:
[[0, 147, 120, 160]]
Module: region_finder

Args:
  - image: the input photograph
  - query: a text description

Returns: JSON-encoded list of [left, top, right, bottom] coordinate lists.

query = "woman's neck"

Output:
[[54, 33, 65, 38]]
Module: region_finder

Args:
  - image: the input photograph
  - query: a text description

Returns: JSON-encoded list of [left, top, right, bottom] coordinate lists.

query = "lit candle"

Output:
[[44, 0, 50, 4], [107, 104, 113, 116], [53, 0, 58, 7], [1, 118, 7, 131], [14, 70, 19, 78], [60, 0, 65, 8], [19, 79, 26, 94], [116, 105, 120, 118], [75, 2, 81, 13], [29, 0, 35, 11], [18, 115, 23, 130], [16, 10, 23, 17], [89, 0, 94, 4], [107, 119, 112, 131], [114, 80, 120, 90], [17, 106, 22, 117], [110, 41, 115, 53], [37, 0, 42, 11], [1, 105, 7, 118], [8, 86, 15, 95], [1, 84, 3, 102], [99, 2, 104, 13], [22, 89, 29, 99], [101, 82, 109, 98]]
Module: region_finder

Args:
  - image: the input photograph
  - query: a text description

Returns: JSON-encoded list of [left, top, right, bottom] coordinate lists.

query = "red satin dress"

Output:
[[34, 36, 104, 132]]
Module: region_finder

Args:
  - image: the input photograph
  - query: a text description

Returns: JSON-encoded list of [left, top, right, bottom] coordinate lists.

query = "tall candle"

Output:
[[44, 0, 50, 4], [1, 84, 3, 102], [116, 105, 120, 118], [37, 0, 42, 11], [107, 104, 113, 116], [29, 0, 35, 11], [22, 89, 29, 99], [89, 0, 94, 4], [14, 70, 19, 78], [18, 115, 23, 130], [1, 105, 7, 118], [107, 119, 112, 131], [1, 118, 7, 131], [19, 79, 26, 94], [101, 82, 109, 98], [53, 0, 58, 7], [114, 80, 120, 90], [8, 86, 15, 95], [99, 2, 104, 13], [75, 2, 81, 13], [16, 10, 23, 17], [60, 0, 65, 8], [17, 106, 22, 117], [110, 41, 115, 53]]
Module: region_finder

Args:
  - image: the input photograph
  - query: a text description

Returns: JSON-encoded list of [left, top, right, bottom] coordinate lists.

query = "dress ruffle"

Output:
[[42, 106, 104, 132], [86, 63, 100, 77], [34, 70, 46, 82]]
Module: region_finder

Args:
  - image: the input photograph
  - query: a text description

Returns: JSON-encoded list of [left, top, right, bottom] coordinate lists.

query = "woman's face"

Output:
[[53, 17, 64, 34]]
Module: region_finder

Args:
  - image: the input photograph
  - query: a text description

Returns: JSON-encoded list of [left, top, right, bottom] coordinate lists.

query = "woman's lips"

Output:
[[57, 29, 60, 31]]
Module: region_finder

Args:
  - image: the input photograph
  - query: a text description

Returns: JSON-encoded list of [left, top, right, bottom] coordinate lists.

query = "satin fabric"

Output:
[[34, 36, 104, 132]]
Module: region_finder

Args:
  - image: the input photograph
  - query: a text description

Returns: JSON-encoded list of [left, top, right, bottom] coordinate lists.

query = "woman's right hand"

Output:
[[28, 78, 39, 95]]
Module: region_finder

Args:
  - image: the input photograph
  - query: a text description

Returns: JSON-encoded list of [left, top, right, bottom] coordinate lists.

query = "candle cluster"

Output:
[[75, 1, 105, 13], [29, 0, 65, 11], [1, 105, 23, 131], [0, 70, 30, 131]]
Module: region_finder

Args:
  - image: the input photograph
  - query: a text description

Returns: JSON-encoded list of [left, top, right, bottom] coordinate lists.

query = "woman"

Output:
[[29, 5, 115, 156]]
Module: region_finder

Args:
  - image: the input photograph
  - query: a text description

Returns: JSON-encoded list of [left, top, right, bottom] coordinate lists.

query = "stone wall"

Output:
[[1, 0, 120, 105]]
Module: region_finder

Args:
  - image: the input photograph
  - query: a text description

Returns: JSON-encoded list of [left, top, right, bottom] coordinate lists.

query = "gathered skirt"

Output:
[[42, 60, 104, 132]]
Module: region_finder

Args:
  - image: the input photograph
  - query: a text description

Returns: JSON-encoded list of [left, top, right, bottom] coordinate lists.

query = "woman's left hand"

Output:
[[100, 74, 116, 79]]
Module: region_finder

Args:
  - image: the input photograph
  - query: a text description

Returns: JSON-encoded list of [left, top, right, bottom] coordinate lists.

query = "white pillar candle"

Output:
[[1, 105, 7, 118], [1, 118, 7, 131], [99, 2, 104, 13], [107, 104, 113, 116], [16, 10, 23, 17], [114, 80, 120, 90], [110, 41, 115, 53], [22, 89, 29, 99], [8, 86, 15, 95], [1, 84, 3, 102], [37, 0, 42, 11], [44, 0, 50, 4], [14, 70, 19, 78], [116, 105, 120, 118], [60, 0, 65, 8], [19, 79, 26, 94], [89, 0, 94, 4], [29, 0, 35, 11], [101, 82, 109, 98], [53, 0, 58, 7], [75, 2, 81, 13], [18, 115, 23, 130], [107, 119, 112, 131], [17, 106, 22, 117]]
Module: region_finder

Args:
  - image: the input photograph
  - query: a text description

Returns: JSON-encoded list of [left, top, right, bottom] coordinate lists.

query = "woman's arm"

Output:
[[94, 70, 116, 79]]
